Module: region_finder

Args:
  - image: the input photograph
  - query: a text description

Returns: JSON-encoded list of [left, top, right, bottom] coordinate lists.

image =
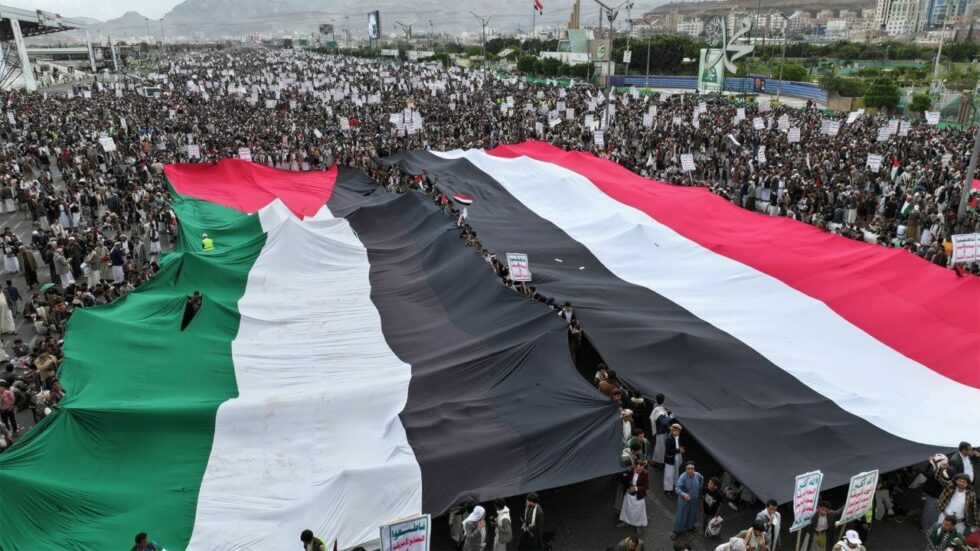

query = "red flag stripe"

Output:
[[488, 141, 980, 389]]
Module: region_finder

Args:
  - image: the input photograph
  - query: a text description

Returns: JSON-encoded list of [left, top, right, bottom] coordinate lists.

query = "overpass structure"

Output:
[[0, 5, 88, 91]]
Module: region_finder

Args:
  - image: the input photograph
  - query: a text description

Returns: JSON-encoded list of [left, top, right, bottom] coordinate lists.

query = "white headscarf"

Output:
[[464, 505, 485, 525]]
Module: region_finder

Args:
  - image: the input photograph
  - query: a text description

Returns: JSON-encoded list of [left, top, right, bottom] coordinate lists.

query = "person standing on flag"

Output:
[[201, 233, 214, 253], [300, 529, 327, 551]]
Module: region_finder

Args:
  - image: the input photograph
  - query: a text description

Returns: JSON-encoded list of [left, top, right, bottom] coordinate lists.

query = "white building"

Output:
[[676, 17, 704, 37], [874, 0, 924, 35], [826, 18, 850, 37], [787, 11, 813, 34]]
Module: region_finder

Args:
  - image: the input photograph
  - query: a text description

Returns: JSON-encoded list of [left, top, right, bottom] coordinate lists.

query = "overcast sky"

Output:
[[34, 0, 181, 21]]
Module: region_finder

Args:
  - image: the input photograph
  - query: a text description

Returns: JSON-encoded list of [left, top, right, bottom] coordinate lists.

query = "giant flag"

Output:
[[0, 160, 620, 550], [388, 141, 980, 503]]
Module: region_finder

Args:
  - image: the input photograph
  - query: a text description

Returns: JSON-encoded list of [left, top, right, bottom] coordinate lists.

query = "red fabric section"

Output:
[[489, 141, 980, 388], [164, 159, 337, 218]]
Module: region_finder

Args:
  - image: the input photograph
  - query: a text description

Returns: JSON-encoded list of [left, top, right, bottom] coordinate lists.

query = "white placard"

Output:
[[924, 111, 940, 125], [98, 137, 116, 152], [593, 130, 605, 148], [506, 252, 532, 281], [623, 50, 632, 63], [187, 144, 201, 158], [788, 127, 801, 143], [866, 153, 883, 173], [757, 146, 767, 163], [952, 233, 980, 263], [380, 513, 431, 551], [238, 147, 252, 161], [838, 470, 879, 526], [753, 117, 765, 130], [899, 121, 911, 136], [680, 153, 695, 172], [790, 471, 824, 533]]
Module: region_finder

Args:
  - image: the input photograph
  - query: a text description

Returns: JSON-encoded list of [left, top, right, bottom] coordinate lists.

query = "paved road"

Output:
[[0, 160, 929, 551]]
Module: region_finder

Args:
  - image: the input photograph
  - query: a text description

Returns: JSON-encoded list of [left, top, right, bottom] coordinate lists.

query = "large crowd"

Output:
[[0, 47, 977, 551]]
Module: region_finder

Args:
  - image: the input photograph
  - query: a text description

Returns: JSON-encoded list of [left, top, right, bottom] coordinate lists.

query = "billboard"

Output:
[[368, 11, 381, 40], [319, 23, 334, 35]]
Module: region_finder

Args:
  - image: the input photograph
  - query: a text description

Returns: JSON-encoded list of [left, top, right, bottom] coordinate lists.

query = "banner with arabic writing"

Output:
[[837, 470, 879, 526], [381, 514, 431, 551], [790, 470, 823, 532]]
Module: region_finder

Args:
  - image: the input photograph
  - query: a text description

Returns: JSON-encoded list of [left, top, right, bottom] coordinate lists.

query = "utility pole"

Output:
[[145, 18, 151, 46], [346, 16, 351, 51], [470, 11, 496, 79], [934, 2, 952, 79], [776, 15, 786, 101], [958, 125, 980, 225], [429, 19, 434, 50], [160, 19, 166, 53]]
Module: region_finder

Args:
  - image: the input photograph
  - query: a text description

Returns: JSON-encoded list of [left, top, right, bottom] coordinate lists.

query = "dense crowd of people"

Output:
[[0, 47, 977, 550]]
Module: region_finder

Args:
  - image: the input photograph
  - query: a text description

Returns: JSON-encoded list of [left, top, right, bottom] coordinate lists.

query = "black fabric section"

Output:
[[328, 167, 622, 515], [381, 151, 936, 504]]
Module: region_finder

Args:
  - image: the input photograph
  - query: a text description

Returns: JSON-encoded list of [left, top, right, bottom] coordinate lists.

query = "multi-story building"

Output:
[[875, 0, 923, 35], [815, 9, 834, 22], [826, 18, 850, 37], [786, 11, 813, 34], [676, 17, 704, 37]]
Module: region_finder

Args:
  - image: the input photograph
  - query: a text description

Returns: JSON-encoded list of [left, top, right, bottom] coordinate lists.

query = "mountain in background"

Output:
[[69, 0, 670, 39]]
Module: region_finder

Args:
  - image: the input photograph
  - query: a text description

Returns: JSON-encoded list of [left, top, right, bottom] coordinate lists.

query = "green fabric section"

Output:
[[0, 191, 265, 551]]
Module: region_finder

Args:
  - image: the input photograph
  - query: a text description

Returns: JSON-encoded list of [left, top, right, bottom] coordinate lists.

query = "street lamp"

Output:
[[144, 18, 151, 45], [160, 19, 166, 53], [470, 11, 496, 78]]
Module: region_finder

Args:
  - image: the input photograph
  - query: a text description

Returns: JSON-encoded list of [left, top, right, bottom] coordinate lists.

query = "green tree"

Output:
[[516, 55, 536, 74], [863, 77, 900, 111], [819, 74, 866, 97], [778, 62, 808, 82], [909, 93, 933, 114], [540, 57, 562, 76]]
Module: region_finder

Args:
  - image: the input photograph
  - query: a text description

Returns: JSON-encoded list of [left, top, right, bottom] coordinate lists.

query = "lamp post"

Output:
[[160, 19, 166, 53], [144, 18, 151, 48], [470, 11, 496, 78]]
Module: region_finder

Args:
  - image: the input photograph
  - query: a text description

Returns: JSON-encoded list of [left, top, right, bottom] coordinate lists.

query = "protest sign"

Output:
[[788, 127, 801, 143], [642, 113, 653, 128], [866, 154, 883, 173], [98, 137, 116, 152], [593, 130, 605, 148], [753, 117, 765, 130], [837, 470, 879, 526], [899, 121, 911, 136], [877, 127, 891, 142], [735, 108, 745, 121], [777, 114, 789, 131], [790, 471, 824, 532], [506, 253, 532, 281], [757, 146, 767, 163], [758, 98, 771, 113], [846, 110, 863, 124], [187, 144, 200, 159], [380, 514, 431, 551], [952, 233, 980, 263], [924, 111, 940, 125], [680, 154, 695, 172], [264, 99, 276, 109], [238, 147, 252, 161]]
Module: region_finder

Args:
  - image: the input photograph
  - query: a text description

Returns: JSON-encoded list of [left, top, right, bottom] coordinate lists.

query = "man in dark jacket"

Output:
[[804, 501, 841, 551]]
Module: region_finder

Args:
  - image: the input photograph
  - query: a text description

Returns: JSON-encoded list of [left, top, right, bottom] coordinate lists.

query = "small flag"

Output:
[[534, 0, 544, 13], [453, 193, 475, 205]]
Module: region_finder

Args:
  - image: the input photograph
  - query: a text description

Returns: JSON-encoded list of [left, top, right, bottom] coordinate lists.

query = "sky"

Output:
[[32, 0, 182, 21]]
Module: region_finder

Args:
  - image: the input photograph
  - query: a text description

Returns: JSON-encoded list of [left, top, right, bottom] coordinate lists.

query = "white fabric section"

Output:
[[187, 200, 422, 550], [436, 149, 980, 447]]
